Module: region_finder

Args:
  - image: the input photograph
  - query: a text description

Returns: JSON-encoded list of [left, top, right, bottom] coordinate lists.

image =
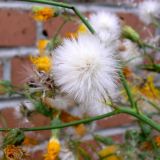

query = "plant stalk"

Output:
[[0, 107, 160, 132], [18, 0, 95, 34]]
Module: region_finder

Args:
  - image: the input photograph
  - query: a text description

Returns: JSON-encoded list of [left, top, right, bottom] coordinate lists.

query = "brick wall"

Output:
[[0, 0, 152, 159]]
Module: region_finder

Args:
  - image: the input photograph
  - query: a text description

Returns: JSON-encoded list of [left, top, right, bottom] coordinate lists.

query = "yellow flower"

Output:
[[65, 24, 87, 38], [138, 76, 160, 99], [155, 135, 160, 147], [30, 55, 52, 72], [22, 136, 38, 146], [104, 155, 122, 160], [98, 145, 118, 158], [77, 24, 87, 34], [44, 137, 61, 160], [4, 145, 26, 160], [33, 7, 55, 21], [38, 39, 49, 55]]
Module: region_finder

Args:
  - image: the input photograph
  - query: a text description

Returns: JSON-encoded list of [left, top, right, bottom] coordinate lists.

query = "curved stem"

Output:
[[22, 110, 118, 131], [18, 0, 95, 34], [119, 71, 135, 109], [0, 107, 160, 132], [143, 43, 160, 52]]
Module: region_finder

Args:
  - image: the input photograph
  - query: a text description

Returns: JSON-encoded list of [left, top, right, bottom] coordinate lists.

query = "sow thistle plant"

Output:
[[1, 0, 160, 159]]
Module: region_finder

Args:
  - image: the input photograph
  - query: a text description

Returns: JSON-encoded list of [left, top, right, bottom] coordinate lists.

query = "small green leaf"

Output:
[[51, 117, 62, 136], [78, 147, 92, 160], [2, 129, 25, 148], [0, 80, 18, 96], [140, 64, 160, 73], [33, 100, 53, 118], [94, 135, 114, 145]]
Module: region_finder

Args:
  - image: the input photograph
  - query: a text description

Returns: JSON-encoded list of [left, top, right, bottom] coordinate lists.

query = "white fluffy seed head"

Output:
[[89, 12, 121, 45], [138, 0, 160, 24], [52, 34, 118, 104], [119, 39, 143, 67]]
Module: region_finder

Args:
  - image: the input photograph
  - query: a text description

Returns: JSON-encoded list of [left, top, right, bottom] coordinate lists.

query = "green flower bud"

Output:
[[122, 25, 141, 43]]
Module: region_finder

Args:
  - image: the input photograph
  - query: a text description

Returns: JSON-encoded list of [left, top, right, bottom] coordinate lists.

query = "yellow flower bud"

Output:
[[38, 39, 49, 55], [44, 137, 61, 160]]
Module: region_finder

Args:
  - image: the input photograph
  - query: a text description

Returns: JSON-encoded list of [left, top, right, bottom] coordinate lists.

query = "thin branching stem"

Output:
[[0, 107, 160, 132], [3, 0, 158, 134], [18, 0, 95, 34], [119, 71, 136, 109]]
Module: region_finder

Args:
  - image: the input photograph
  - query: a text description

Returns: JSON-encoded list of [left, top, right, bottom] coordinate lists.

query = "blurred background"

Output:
[[0, 0, 154, 159]]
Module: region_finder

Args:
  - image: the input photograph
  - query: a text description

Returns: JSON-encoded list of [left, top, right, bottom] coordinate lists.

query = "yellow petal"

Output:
[[98, 145, 118, 158]]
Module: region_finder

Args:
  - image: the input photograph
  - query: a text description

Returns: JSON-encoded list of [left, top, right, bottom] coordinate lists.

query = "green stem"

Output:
[[0, 107, 160, 132], [143, 43, 160, 52], [22, 110, 118, 131], [134, 102, 148, 137], [18, 0, 95, 34], [0, 112, 8, 128], [152, 17, 160, 29], [119, 71, 135, 109], [141, 42, 154, 64], [48, 18, 68, 50], [119, 108, 160, 131], [143, 97, 160, 113]]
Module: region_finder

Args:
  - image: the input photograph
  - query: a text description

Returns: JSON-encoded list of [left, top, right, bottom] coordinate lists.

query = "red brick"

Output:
[[118, 12, 155, 39], [0, 108, 19, 128], [0, 64, 3, 80], [43, 17, 78, 38], [0, 9, 36, 47], [31, 113, 51, 140], [80, 140, 101, 160], [31, 151, 43, 160], [96, 114, 134, 130], [90, 0, 143, 4], [0, 108, 51, 139], [11, 57, 33, 86], [112, 134, 124, 142]]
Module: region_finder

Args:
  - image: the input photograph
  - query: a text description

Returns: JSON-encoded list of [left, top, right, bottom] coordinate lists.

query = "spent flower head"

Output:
[[4, 145, 27, 160]]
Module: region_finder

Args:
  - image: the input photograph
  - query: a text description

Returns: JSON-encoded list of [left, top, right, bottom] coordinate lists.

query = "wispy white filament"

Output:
[[119, 39, 142, 67], [52, 34, 117, 104]]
